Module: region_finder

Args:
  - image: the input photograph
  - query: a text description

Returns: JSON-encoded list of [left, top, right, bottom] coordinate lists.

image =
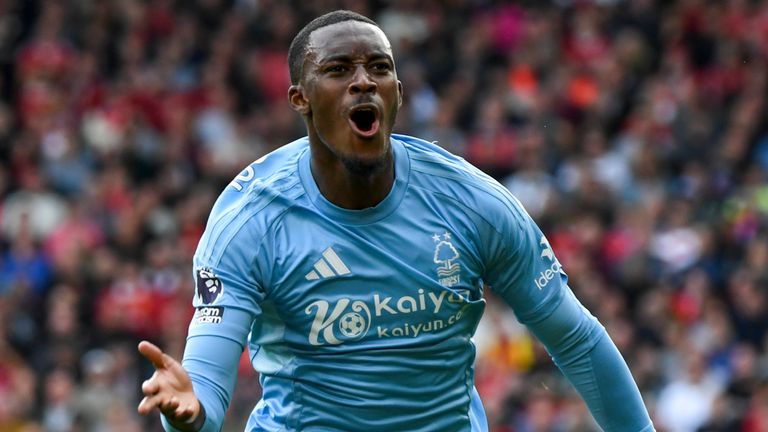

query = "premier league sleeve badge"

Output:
[[196, 267, 224, 304]]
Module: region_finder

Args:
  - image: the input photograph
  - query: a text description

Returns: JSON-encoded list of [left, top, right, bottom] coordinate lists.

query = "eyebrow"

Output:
[[316, 52, 393, 64]]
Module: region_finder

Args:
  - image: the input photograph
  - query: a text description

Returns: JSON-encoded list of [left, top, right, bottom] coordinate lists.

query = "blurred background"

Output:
[[1, 0, 767, 431]]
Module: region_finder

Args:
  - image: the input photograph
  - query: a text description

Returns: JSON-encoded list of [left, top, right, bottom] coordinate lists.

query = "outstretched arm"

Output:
[[524, 290, 655, 431], [480, 193, 654, 430], [146, 172, 267, 431]]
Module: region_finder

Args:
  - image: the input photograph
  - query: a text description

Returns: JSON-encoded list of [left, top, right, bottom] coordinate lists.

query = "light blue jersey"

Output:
[[165, 135, 654, 432]]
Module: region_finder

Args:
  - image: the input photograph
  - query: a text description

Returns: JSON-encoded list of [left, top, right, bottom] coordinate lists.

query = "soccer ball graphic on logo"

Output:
[[338, 312, 366, 338], [196, 268, 223, 304], [204, 277, 219, 291]]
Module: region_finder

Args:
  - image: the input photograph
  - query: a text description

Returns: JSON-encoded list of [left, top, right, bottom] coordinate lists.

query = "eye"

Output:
[[325, 64, 347, 74], [370, 62, 391, 72]]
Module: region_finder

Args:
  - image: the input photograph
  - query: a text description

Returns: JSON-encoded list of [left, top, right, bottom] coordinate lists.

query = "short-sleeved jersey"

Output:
[[183, 135, 646, 432]]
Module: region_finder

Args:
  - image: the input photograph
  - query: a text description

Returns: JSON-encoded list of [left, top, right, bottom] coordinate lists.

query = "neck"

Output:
[[309, 143, 395, 211]]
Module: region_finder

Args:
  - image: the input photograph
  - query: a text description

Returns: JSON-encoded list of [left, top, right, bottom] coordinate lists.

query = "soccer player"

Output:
[[137, 10, 655, 432]]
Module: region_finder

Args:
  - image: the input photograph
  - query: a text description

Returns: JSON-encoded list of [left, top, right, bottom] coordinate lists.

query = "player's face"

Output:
[[290, 21, 402, 175]]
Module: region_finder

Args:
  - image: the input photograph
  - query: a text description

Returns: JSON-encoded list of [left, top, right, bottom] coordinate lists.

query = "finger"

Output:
[[141, 378, 159, 396], [173, 404, 197, 423], [138, 395, 162, 415], [138, 341, 167, 369], [160, 396, 179, 411], [140, 393, 184, 417], [160, 395, 181, 414]]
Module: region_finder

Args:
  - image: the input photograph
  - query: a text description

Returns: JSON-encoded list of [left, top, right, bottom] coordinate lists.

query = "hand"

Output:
[[137, 341, 202, 429]]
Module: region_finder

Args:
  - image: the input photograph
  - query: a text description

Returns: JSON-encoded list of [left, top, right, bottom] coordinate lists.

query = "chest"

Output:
[[260, 211, 486, 347]]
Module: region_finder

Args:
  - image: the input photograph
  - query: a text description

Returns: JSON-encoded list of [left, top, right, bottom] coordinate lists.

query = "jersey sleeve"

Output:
[[161, 335, 244, 432], [161, 190, 268, 432], [482, 194, 567, 324], [483, 194, 654, 432]]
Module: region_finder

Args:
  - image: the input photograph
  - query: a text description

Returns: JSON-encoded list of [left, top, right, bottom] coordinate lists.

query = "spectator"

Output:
[[0, 1, 766, 430]]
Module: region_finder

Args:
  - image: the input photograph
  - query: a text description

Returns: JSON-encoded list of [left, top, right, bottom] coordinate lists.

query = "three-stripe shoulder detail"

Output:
[[408, 153, 530, 228], [199, 173, 304, 265]]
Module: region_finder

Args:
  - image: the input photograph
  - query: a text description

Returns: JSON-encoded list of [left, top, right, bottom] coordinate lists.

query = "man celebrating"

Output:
[[137, 10, 655, 432]]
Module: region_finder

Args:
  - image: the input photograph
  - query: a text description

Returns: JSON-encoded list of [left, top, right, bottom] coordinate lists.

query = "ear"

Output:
[[397, 80, 403, 108], [288, 85, 311, 115]]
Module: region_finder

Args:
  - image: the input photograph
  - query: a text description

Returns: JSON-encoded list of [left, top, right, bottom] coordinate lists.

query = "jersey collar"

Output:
[[299, 137, 410, 225]]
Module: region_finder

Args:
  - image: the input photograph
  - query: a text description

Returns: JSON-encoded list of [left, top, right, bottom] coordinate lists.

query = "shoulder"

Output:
[[225, 137, 309, 195], [197, 138, 310, 264], [394, 134, 530, 228]]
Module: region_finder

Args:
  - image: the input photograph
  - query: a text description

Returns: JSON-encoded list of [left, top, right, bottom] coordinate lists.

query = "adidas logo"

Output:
[[305, 247, 351, 280]]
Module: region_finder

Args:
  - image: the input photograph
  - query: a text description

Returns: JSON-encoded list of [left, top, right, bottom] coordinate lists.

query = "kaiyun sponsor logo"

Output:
[[304, 288, 471, 346]]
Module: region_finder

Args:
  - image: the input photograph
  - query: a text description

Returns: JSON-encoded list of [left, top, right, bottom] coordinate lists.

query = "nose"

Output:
[[349, 65, 377, 95]]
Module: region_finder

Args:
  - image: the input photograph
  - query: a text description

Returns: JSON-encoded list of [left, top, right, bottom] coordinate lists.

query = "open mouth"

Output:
[[348, 105, 381, 137]]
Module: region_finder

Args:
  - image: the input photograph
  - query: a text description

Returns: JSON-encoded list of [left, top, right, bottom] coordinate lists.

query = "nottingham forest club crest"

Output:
[[433, 232, 461, 287]]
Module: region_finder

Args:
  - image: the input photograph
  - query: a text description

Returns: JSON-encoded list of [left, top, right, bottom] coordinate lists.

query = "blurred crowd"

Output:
[[1, 0, 768, 431]]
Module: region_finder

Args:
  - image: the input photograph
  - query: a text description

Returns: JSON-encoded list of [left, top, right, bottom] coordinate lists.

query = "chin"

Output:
[[340, 153, 389, 177]]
